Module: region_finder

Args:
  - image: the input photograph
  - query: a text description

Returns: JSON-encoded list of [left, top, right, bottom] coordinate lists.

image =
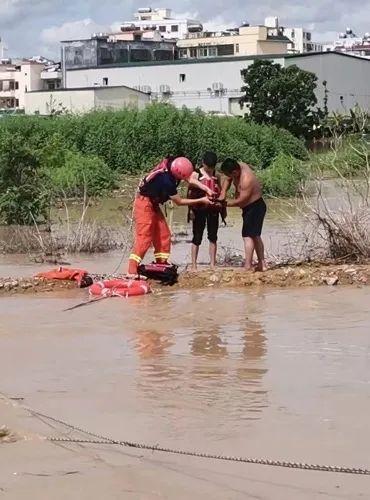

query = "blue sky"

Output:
[[1, 0, 369, 59]]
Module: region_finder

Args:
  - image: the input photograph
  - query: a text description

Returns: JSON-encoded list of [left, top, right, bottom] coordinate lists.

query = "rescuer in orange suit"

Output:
[[127, 156, 214, 277]]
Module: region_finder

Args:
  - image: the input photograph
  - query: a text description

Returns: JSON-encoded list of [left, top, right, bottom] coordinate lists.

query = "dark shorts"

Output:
[[192, 210, 219, 246], [242, 198, 266, 238]]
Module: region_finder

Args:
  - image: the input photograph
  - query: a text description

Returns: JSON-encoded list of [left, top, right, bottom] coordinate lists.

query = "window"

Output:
[[217, 44, 235, 56], [9, 81, 15, 91], [15, 99, 19, 107], [190, 48, 197, 58], [179, 73, 186, 82], [103, 77, 109, 86], [198, 47, 208, 57], [208, 47, 217, 57], [235, 43, 239, 53], [47, 82, 56, 90], [179, 49, 188, 59], [306, 32, 311, 41], [171, 25, 179, 32], [159, 26, 166, 32], [15, 81, 19, 90], [291, 29, 295, 39]]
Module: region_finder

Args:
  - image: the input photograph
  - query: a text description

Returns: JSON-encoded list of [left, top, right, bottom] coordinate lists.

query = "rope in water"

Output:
[[27, 407, 370, 476]]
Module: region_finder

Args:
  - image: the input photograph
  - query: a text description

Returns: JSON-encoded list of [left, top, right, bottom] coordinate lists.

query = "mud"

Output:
[[0, 262, 368, 297]]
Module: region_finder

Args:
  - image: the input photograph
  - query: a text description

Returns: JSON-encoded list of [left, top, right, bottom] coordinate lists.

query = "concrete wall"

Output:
[[25, 86, 149, 115], [65, 53, 370, 114], [93, 86, 149, 110], [66, 57, 286, 94], [283, 53, 370, 112]]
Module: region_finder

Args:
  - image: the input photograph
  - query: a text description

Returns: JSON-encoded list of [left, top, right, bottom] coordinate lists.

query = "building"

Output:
[[25, 85, 150, 115], [121, 7, 203, 40], [61, 33, 176, 85], [280, 26, 323, 53], [177, 20, 291, 59], [324, 28, 370, 59], [0, 36, 7, 60], [64, 52, 370, 116], [0, 60, 62, 110]]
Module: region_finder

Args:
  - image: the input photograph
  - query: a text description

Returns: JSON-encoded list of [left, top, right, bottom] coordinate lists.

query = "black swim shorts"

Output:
[[242, 198, 267, 238]]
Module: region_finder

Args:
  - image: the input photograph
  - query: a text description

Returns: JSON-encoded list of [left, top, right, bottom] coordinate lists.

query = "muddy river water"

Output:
[[1, 180, 370, 498], [1, 286, 370, 498]]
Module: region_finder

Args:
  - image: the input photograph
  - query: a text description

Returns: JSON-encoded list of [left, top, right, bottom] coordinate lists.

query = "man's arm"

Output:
[[226, 175, 252, 207], [218, 176, 232, 201], [170, 194, 213, 207], [187, 171, 214, 197]]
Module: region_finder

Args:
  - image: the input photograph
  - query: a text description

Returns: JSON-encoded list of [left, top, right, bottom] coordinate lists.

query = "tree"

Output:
[[0, 132, 50, 225], [241, 60, 322, 138]]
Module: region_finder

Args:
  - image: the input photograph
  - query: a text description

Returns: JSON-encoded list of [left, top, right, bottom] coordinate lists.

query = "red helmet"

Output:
[[170, 157, 194, 181]]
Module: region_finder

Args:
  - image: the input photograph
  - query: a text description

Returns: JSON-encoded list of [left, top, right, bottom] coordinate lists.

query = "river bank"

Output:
[[0, 262, 368, 296]]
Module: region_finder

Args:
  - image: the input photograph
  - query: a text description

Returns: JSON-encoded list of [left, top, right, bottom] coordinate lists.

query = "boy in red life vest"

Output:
[[127, 156, 214, 278], [188, 151, 225, 271]]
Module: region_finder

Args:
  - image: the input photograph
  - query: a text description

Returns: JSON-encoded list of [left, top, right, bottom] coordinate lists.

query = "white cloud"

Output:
[[40, 18, 110, 45], [2, 0, 370, 57]]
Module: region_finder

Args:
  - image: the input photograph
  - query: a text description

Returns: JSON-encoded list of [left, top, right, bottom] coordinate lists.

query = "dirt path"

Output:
[[0, 263, 368, 296]]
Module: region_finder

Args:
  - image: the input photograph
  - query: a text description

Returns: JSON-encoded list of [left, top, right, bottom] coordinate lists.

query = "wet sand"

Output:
[[1, 287, 370, 498]]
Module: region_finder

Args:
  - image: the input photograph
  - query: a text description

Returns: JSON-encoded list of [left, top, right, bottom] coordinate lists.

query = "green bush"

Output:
[[0, 105, 308, 173], [0, 132, 49, 225], [258, 153, 306, 198], [310, 137, 370, 176], [46, 151, 118, 198]]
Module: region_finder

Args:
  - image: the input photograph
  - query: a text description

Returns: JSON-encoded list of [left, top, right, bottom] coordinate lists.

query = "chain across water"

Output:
[[26, 407, 370, 476]]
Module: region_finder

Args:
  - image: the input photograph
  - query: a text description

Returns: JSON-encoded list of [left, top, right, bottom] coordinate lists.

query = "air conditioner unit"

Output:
[[212, 82, 224, 92], [159, 84, 171, 94]]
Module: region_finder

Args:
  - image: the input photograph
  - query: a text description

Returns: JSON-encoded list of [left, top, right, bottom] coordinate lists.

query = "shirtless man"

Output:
[[219, 159, 267, 271]]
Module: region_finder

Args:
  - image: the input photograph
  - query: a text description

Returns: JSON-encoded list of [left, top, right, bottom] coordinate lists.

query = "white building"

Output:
[[0, 36, 6, 59], [64, 52, 370, 115], [121, 7, 203, 40], [324, 28, 370, 59], [279, 24, 322, 53], [25, 85, 150, 115], [0, 60, 62, 110]]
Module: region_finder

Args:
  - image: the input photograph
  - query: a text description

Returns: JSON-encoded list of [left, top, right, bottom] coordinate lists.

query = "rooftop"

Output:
[[65, 50, 370, 71]]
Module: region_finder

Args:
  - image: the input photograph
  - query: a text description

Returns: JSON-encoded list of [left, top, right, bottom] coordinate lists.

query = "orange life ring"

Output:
[[89, 279, 150, 298]]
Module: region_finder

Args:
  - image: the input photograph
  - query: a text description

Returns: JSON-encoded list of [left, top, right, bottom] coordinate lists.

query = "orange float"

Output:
[[89, 279, 151, 298]]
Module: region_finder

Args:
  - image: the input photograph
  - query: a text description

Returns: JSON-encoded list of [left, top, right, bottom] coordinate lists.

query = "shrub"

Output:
[[0, 105, 308, 173], [258, 153, 306, 198], [46, 151, 118, 198], [310, 137, 370, 177], [0, 132, 49, 225]]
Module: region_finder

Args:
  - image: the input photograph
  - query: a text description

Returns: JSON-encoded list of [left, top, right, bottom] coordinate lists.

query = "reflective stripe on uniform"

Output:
[[129, 254, 142, 263], [154, 253, 170, 259]]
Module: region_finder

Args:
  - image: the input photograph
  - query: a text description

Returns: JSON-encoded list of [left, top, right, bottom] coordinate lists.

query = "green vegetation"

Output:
[[258, 153, 306, 198], [0, 104, 308, 173], [241, 60, 323, 138], [0, 104, 310, 224], [309, 137, 370, 177], [0, 133, 49, 225]]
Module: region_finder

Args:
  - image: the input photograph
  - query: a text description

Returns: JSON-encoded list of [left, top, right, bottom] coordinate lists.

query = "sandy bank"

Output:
[[0, 263, 368, 296]]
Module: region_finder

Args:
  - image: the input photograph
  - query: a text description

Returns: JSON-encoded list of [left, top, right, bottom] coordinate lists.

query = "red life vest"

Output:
[[188, 168, 220, 199]]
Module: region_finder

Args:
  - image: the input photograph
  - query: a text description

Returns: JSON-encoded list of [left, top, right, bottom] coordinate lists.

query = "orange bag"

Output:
[[36, 267, 93, 288]]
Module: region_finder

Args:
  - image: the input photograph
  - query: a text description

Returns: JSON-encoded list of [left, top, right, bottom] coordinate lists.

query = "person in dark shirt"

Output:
[[187, 151, 223, 270], [127, 157, 213, 277]]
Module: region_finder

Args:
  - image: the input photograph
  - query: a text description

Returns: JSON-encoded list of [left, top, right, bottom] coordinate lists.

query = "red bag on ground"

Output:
[[36, 267, 93, 288]]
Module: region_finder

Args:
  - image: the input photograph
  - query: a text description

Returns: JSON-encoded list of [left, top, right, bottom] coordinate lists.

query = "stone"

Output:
[[323, 276, 339, 286]]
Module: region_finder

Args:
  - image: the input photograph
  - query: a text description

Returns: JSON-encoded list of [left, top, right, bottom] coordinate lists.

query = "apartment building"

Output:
[[281, 26, 323, 53], [177, 22, 290, 60], [0, 60, 62, 110], [121, 7, 203, 40]]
